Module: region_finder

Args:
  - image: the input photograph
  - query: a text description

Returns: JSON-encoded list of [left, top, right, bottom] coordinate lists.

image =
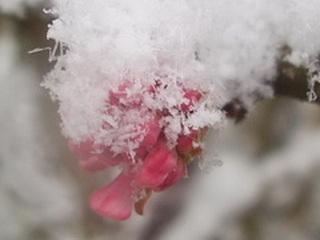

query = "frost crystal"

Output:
[[307, 59, 320, 102]]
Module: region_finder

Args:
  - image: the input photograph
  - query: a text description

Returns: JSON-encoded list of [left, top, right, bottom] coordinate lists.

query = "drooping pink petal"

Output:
[[136, 139, 178, 189], [89, 172, 134, 221]]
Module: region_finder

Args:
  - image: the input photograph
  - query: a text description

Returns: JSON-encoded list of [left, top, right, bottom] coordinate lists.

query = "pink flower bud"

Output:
[[68, 83, 206, 221]]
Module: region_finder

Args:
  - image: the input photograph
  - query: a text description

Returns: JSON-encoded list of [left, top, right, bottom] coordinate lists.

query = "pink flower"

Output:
[[68, 81, 207, 221]]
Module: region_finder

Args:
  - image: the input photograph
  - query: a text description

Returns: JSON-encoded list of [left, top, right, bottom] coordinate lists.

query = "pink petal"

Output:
[[155, 157, 186, 192], [90, 172, 134, 221], [136, 140, 178, 189]]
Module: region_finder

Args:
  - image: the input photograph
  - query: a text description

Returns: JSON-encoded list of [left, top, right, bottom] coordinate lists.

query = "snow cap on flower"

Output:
[[45, 0, 320, 221], [45, 0, 320, 151]]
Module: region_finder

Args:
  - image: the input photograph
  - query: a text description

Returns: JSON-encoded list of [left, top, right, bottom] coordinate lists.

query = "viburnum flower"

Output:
[[69, 80, 208, 221], [44, 0, 320, 223]]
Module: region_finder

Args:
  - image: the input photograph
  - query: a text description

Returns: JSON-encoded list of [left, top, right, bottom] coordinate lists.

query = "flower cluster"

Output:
[[69, 80, 206, 221]]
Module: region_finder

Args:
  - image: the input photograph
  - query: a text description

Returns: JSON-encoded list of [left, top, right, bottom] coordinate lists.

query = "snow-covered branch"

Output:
[[274, 58, 320, 104]]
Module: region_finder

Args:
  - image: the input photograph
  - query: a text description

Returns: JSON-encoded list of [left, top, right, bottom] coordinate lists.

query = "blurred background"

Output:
[[1, 3, 320, 240]]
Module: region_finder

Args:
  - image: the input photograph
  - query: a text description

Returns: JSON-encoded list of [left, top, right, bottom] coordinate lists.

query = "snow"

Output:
[[44, 0, 320, 155]]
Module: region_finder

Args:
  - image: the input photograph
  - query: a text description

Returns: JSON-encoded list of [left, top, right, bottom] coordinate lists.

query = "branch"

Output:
[[273, 61, 319, 103], [223, 60, 320, 122]]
